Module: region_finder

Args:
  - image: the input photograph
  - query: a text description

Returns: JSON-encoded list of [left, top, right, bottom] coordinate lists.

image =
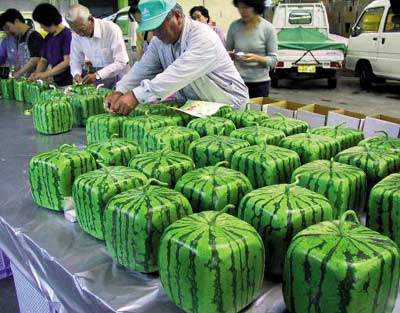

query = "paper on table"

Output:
[[170, 100, 228, 118]]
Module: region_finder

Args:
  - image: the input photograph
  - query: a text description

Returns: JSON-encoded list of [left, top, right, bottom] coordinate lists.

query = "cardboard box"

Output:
[[326, 109, 367, 130], [265, 100, 308, 118], [249, 97, 279, 111], [363, 115, 400, 138], [297, 104, 339, 129]]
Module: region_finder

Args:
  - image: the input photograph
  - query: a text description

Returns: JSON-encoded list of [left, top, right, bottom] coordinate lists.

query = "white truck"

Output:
[[271, 3, 347, 89]]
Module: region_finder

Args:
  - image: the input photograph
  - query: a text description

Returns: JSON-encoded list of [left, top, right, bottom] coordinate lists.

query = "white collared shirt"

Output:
[[70, 18, 129, 80], [116, 18, 249, 110]]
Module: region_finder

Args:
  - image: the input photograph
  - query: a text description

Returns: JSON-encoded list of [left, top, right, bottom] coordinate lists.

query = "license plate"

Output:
[[298, 65, 316, 73]]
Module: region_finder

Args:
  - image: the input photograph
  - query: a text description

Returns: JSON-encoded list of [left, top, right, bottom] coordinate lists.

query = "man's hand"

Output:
[[104, 91, 123, 112], [111, 91, 138, 115], [30, 72, 48, 80], [243, 53, 267, 65], [73, 74, 83, 85], [82, 73, 97, 84]]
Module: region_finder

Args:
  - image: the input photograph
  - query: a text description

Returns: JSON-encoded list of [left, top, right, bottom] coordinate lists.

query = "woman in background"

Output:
[[226, 0, 277, 98], [190, 5, 225, 46]]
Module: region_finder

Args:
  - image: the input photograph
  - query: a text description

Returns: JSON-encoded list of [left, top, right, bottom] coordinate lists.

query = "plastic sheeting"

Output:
[[0, 100, 399, 313], [278, 27, 347, 52]]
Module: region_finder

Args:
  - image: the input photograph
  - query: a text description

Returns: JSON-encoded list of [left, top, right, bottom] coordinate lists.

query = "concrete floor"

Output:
[[270, 73, 400, 117], [0, 275, 20, 313]]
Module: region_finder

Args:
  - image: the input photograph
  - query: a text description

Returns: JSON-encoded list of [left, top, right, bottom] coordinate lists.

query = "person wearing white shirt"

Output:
[[105, 0, 249, 116], [66, 4, 130, 88]]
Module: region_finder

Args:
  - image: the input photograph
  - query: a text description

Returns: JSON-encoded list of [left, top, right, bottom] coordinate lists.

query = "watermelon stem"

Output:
[[209, 204, 235, 225], [214, 161, 229, 168], [58, 144, 73, 153], [142, 178, 168, 189], [110, 133, 119, 140], [334, 122, 346, 129], [375, 130, 389, 140], [96, 160, 108, 171], [218, 127, 226, 136], [339, 210, 360, 235], [276, 113, 287, 120]]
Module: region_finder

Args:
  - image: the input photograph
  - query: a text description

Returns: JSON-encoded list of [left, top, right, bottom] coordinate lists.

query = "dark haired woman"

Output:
[[226, 0, 277, 98], [30, 3, 72, 86], [189, 5, 225, 45]]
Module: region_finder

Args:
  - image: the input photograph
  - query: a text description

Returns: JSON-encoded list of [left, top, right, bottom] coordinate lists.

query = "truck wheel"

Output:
[[328, 77, 337, 89], [359, 64, 373, 90], [271, 77, 279, 88]]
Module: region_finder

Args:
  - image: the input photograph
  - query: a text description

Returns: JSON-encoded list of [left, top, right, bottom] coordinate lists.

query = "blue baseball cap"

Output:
[[137, 0, 177, 32]]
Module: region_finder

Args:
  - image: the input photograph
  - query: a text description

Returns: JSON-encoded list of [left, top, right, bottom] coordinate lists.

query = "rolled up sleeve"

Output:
[[265, 26, 278, 69]]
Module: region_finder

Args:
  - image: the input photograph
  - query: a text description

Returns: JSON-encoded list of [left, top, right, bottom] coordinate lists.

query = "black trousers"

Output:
[[245, 81, 270, 98]]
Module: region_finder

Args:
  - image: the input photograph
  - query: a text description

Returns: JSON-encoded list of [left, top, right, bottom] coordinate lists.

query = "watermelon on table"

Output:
[[73, 164, 148, 240], [291, 159, 367, 218], [367, 173, 400, 247], [38, 88, 66, 103], [69, 94, 105, 126], [13, 78, 27, 102], [0, 78, 14, 100], [23, 80, 49, 105], [335, 145, 400, 189], [130, 102, 182, 117], [238, 180, 333, 277], [159, 206, 265, 313], [229, 103, 269, 128], [104, 179, 193, 273], [129, 149, 195, 187], [86, 113, 128, 144], [260, 113, 309, 136], [142, 126, 200, 154], [230, 125, 285, 146], [122, 115, 176, 151], [188, 135, 250, 167], [231, 144, 301, 188], [33, 98, 73, 135], [69, 84, 98, 95], [311, 122, 364, 150], [212, 105, 234, 118], [86, 136, 141, 167], [358, 130, 400, 152], [279, 132, 341, 164], [29, 144, 96, 211], [283, 211, 400, 313], [187, 116, 236, 137], [175, 161, 252, 214]]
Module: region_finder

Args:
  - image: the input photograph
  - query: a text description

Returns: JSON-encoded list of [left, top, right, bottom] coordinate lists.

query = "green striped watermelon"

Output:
[[187, 116, 236, 137], [104, 179, 193, 273], [69, 94, 105, 126], [70, 84, 97, 95], [129, 149, 195, 187], [122, 115, 175, 151], [311, 122, 364, 150], [38, 89, 66, 103], [29, 144, 96, 211], [159, 206, 265, 313], [188, 135, 250, 167], [0, 79, 14, 100], [86, 136, 141, 166], [229, 103, 269, 128], [230, 125, 286, 146], [231, 145, 301, 188], [358, 131, 400, 152], [335, 145, 400, 189], [86, 113, 128, 144], [291, 159, 367, 218], [175, 162, 252, 214], [279, 133, 341, 164], [130, 102, 182, 117], [33, 98, 73, 135], [283, 211, 400, 313], [73, 164, 148, 240], [238, 181, 333, 277], [13, 78, 27, 102], [23, 80, 49, 105], [260, 113, 309, 136], [367, 173, 400, 248], [143, 126, 200, 154], [212, 105, 234, 118]]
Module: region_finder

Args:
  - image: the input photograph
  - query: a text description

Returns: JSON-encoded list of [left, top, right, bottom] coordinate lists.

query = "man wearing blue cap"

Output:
[[106, 0, 249, 115]]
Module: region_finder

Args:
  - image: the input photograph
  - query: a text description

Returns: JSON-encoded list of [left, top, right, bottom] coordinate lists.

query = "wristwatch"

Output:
[[95, 72, 101, 81]]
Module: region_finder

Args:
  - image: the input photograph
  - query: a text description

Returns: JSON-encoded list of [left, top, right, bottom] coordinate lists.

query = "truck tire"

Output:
[[328, 77, 337, 89], [271, 77, 279, 88], [359, 63, 373, 90]]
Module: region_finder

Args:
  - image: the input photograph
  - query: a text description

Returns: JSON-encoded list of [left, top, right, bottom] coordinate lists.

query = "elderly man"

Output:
[[66, 4, 130, 88], [106, 0, 249, 115]]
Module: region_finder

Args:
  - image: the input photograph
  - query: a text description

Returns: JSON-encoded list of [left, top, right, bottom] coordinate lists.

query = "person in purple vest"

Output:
[[0, 9, 43, 78], [30, 3, 72, 86]]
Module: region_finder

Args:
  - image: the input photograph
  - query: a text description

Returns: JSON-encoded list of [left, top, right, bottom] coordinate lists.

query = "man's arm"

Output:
[[0, 40, 7, 66], [14, 57, 40, 78], [96, 24, 129, 80], [70, 35, 84, 77], [15, 31, 42, 77]]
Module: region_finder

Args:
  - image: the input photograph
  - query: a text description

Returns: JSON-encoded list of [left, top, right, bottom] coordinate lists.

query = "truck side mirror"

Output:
[[351, 26, 361, 37]]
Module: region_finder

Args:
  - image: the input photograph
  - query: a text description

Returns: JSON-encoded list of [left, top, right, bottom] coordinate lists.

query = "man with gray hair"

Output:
[[66, 4, 129, 88], [106, 0, 249, 115]]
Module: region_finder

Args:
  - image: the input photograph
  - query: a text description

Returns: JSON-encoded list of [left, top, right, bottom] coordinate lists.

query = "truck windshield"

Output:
[[289, 11, 312, 24]]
